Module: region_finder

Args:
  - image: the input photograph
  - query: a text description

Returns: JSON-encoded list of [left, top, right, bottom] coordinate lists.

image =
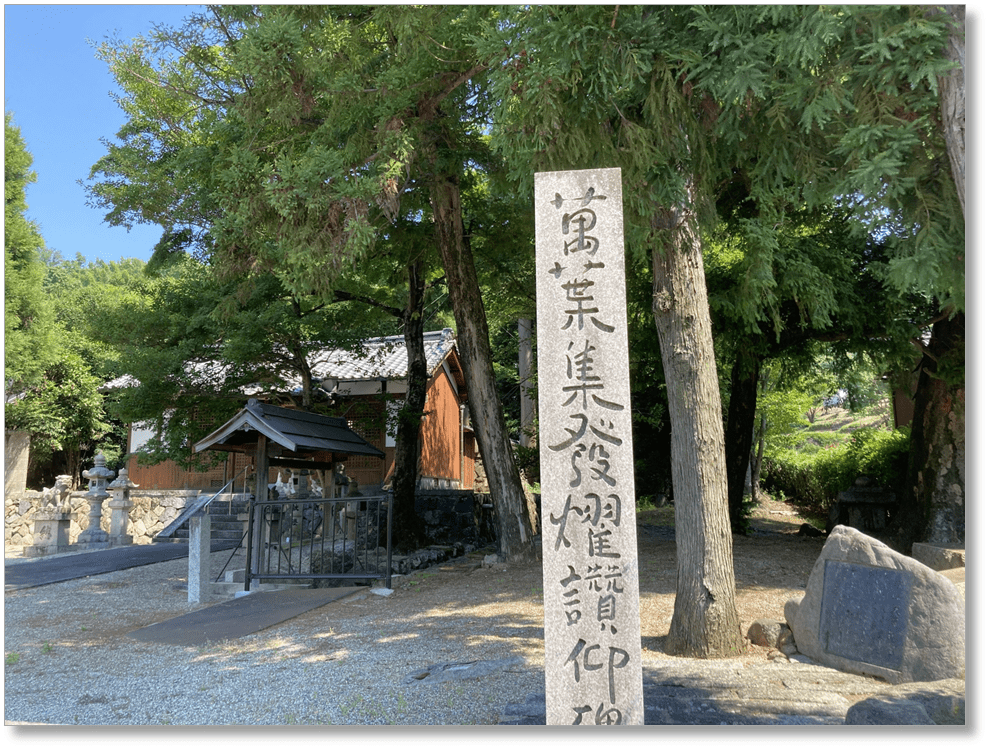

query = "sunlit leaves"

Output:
[[5, 113, 60, 394]]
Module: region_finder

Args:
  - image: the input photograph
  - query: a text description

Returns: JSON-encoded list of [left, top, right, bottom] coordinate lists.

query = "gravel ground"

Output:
[[4, 546, 545, 726], [4, 500, 951, 729]]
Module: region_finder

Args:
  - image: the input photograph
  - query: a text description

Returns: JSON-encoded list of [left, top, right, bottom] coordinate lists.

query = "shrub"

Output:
[[763, 427, 909, 516], [845, 428, 910, 488]]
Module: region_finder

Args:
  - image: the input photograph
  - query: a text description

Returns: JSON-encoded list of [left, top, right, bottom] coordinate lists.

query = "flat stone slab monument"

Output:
[[535, 167, 644, 725], [785, 525, 965, 684]]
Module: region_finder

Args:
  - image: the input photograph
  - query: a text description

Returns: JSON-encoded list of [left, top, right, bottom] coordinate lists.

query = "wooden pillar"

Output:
[[251, 435, 269, 577]]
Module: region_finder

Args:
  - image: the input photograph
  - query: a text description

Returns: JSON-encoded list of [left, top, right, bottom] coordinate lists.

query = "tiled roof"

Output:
[[101, 329, 458, 396], [194, 399, 385, 458], [101, 374, 140, 390], [308, 328, 456, 383]]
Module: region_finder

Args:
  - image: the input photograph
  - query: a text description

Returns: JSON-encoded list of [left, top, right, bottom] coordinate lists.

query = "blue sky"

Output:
[[4, 3, 202, 265]]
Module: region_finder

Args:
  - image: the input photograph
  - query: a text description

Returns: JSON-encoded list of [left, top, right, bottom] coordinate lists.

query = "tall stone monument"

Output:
[[535, 167, 644, 725]]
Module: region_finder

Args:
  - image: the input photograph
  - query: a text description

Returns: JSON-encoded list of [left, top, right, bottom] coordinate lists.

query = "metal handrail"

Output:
[[155, 463, 253, 540], [201, 463, 253, 512]]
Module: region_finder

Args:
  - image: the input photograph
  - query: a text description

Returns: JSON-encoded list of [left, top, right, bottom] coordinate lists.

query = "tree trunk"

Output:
[[518, 318, 535, 449], [896, 5, 965, 551], [429, 171, 537, 562], [725, 345, 760, 534], [295, 350, 315, 410], [658, 406, 674, 504], [934, 5, 965, 215], [899, 310, 965, 548], [751, 410, 767, 498], [651, 194, 745, 658], [390, 261, 429, 552]]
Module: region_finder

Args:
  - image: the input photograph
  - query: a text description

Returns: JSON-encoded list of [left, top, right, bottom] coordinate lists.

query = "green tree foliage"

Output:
[[5, 116, 121, 487], [687, 5, 963, 308], [89, 256, 395, 469], [706, 204, 920, 532], [5, 352, 116, 487], [87, 5, 538, 560], [481, 4, 750, 657], [4, 112, 58, 394], [42, 251, 148, 368], [87, 8, 439, 550]]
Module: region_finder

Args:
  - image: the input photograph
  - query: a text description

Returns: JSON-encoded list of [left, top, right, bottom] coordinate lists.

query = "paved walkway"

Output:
[[4, 541, 239, 591], [127, 586, 364, 646]]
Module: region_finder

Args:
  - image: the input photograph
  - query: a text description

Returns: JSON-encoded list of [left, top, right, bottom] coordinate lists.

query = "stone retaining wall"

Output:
[[6, 487, 500, 550], [414, 490, 498, 547], [5, 489, 201, 547]]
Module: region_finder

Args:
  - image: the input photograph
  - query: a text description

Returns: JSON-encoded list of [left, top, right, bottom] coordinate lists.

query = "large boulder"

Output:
[[784, 525, 965, 684]]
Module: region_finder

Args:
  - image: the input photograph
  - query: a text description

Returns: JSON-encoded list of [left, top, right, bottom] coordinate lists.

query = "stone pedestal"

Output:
[[25, 510, 72, 557], [341, 501, 359, 541], [108, 498, 134, 546], [912, 542, 965, 572], [237, 511, 251, 550]]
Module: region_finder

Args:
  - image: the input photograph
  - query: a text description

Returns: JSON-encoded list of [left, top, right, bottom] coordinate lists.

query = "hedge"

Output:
[[763, 427, 910, 516]]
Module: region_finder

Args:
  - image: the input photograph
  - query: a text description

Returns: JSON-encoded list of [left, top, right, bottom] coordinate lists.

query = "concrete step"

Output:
[[171, 532, 243, 543], [202, 520, 245, 531], [210, 580, 312, 599], [163, 508, 247, 544], [211, 566, 312, 598]]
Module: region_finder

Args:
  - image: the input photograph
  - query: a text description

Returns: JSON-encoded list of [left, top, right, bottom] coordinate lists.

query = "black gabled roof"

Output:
[[193, 399, 384, 459]]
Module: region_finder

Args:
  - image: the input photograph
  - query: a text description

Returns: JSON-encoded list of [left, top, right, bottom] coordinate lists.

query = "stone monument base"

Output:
[[912, 542, 965, 571], [26, 511, 72, 557], [75, 540, 112, 551], [24, 543, 74, 558], [76, 528, 111, 551]]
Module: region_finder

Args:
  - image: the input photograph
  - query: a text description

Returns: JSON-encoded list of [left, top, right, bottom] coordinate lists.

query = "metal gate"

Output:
[[244, 494, 393, 592]]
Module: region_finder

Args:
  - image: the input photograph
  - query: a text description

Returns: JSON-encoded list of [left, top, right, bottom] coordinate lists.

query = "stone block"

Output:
[[912, 542, 965, 571], [747, 619, 784, 649], [785, 525, 965, 684], [845, 678, 965, 725]]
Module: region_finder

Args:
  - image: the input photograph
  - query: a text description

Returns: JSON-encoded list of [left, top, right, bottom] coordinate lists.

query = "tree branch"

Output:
[[331, 289, 403, 318]]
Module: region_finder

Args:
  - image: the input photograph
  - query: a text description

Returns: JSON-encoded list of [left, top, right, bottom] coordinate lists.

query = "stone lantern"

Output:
[[107, 467, 138, 546], [78, 452, 114, 548]]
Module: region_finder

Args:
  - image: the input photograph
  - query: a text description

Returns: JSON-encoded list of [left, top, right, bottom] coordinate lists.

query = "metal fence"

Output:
[[244, 494, 393, 592]]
